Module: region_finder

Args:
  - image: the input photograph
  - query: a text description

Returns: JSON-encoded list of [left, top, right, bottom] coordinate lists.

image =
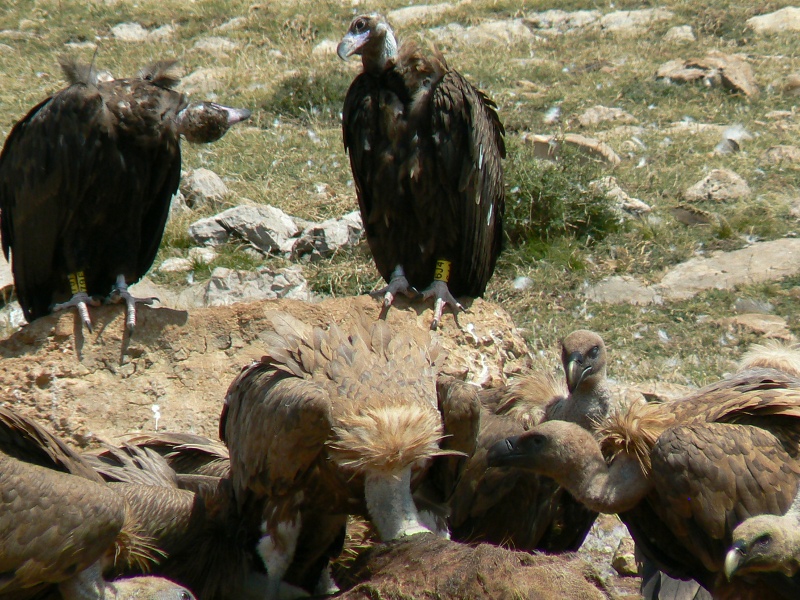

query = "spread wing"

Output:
[[650, 423, 800, 575], [124, 432, 231, 478], [428, 70, 505, 296]]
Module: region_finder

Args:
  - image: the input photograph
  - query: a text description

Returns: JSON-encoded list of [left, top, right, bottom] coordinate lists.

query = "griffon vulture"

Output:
[[0, 407, 195, 600], [220, 312, 480, 597], [0, 57, 250, 333], [488, 367, 800, 599], [449, 330, 613, 551], [338, 14, 505, 328]]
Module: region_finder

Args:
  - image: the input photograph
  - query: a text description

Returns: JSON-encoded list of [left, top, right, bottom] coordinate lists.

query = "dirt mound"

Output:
[[0, 295, 530, 449]]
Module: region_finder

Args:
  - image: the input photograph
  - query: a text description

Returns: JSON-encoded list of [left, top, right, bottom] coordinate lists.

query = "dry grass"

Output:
[[2, 0, 800, 384]]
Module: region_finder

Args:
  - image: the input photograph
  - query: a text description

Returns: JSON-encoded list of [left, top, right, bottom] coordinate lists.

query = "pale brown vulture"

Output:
[[220, 312, 480, 597], [86, 442, 269, 600], [449, 330, 611, 551], [725, 489, 800, 596], [338, 14, 505, 328], [0, 57, 250, 333], [0, 407, 195, 600], [488, 367, 800, 599]]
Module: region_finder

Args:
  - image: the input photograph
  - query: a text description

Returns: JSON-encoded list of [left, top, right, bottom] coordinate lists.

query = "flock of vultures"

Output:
[[0, 12, 799, 600]]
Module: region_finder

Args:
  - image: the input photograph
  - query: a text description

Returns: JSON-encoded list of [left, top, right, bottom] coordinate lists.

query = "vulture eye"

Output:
[[588, 345, 600, 359], [354, 18, 366, 31], [529, 434, 545, 448], [754, 533, 773, 547]]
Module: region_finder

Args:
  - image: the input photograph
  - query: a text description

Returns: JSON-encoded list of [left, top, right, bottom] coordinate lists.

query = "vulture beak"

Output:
[[211, 104, 252, 125], [337, 31, 370, 60], [487, 435, 524, 468], [724, 543, 746, 580], [565, 351, 591, 393]]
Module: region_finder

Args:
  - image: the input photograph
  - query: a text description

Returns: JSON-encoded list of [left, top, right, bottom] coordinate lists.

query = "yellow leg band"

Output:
[[68, 271, 87, 294], [434, 259, 451, 283]]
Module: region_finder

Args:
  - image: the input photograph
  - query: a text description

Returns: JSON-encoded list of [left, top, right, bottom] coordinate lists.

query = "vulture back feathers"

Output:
[[0, 56, 250, 328], [339, 14, 505, 306], [220, 312, 474, 596]]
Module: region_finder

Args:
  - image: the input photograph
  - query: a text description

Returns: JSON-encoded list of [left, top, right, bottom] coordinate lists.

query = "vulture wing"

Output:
[[428, 70, 505, 296]]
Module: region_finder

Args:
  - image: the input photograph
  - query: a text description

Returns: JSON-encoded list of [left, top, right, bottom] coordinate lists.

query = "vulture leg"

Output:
[[371, 265, 418, 308], [364, 467, 432, 540], [52, 290, 101, 332], [108, 274, 158, 334], [420, 280, 464, 330]]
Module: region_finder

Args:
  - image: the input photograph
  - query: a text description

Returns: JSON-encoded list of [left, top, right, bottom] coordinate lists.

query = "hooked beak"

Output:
[[565, 351, 591, 393], [487, 436, 523, 468], [337, 31, 369, 60], [724, 544, 745, 580], [211, 104, 251, 125]]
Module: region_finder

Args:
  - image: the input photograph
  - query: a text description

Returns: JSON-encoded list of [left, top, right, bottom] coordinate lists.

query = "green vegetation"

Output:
[[1, 0, 800, 384]]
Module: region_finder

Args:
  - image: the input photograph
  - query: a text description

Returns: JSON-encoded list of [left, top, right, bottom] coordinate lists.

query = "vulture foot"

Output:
[[52, 292, 101, 332], [108, 275, 158, 334], [371, 266, 418, 308], [420, 280, 464, 330]]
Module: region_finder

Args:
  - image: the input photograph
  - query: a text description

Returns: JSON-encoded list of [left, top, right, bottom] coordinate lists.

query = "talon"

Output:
[[52, 292, 100, 333], [420, 280, 463, 329], [371, 265, 417, 308], [108, 275, 158, 334]]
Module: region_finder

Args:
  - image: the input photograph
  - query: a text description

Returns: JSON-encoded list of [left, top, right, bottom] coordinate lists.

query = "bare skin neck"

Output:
[[362, 30, 398, 75], [561, 450, 651, 514]]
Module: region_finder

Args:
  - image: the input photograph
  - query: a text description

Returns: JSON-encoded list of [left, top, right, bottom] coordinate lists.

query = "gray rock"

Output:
[[218, 17, 247, 32], [0, 300, 24, 334], [193, 37, 238, 54], [684, 169, 751, 203], [657, 52, 759, 97], [747, 7, 800, 34], [179, 68, 230, 95], [611, 537, 638, 576], [149, 24, 176, 40], [388, 3, 455, 26], [524, 9, 601, 34], [764, 145, 800, 165], [0, 254, 13, 298], [292, 210, 364, 260], [590, 176, 652, 217], [429, 19, 536, 46], [663, 25, 695, 43], [158, 257, 193, 273], [169, 192, 190, 219], [180, 168, 229, 209], [598, 8, 674, 33], [188, 217, 230, 247], [578, 105, 637, 128], [587, 239, 800, 305], [215, 204, 299, 254], [111, 22, 149, 42], [733, 297, 774, 315], [203, 265, 311, 306], [188, 247, 217, 265]]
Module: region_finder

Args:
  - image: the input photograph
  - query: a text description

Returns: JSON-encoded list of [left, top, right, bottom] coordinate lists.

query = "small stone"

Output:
[[388, 3, 454, 26], [598, 8, 674, 34], [180, 168, 229, 209], [721, 314, 794, 341], [663, 25, 695, 43], [203, 265, 311, 306], [513, 276, 532, 290], [179, 67, 230, 95], [764, 145, 800, 165], [590, 176, 652, 217], [429, 19, 536, 46], [215, 204, 299, 255], [578, 105, 637, 128], [611, 537, 638, 576], [149, 24, 176, 40], [111, 22, 149, 42], [188, 247, 217, 265], [684, 169, 751, 203], [158, 257, 193, 273], [193, 37, 238, 54], [524, 9, 601, 34], [733, 298, 774, 315], [670, 204, 716, 226], [585, 275, 662, 306]]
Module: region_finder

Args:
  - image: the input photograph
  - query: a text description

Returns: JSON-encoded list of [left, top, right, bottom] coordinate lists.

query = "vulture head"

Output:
[[176, 102, 251, 144], [725, 514, 800, 580], [100, 576, 195, 600], [561, 330, 607, 394], [737, 340, 800, 379], [486, 419, 652, 514], [337, 14, 398, 73]]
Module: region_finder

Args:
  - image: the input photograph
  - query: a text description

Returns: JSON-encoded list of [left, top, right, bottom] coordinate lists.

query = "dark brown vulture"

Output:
[[85, 442, 269, 600], [0, 406, 195, 600], [338, 14, 505, 328], [0, 57, 250, 333], [487, 367, 800, 600], [449, 330, 612, 551], [220, 311, 480, 598]]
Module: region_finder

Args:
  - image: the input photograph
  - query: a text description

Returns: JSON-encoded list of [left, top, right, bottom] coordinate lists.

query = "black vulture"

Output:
[[0, 57, 250, 333], [338, 14, 505, 328]]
